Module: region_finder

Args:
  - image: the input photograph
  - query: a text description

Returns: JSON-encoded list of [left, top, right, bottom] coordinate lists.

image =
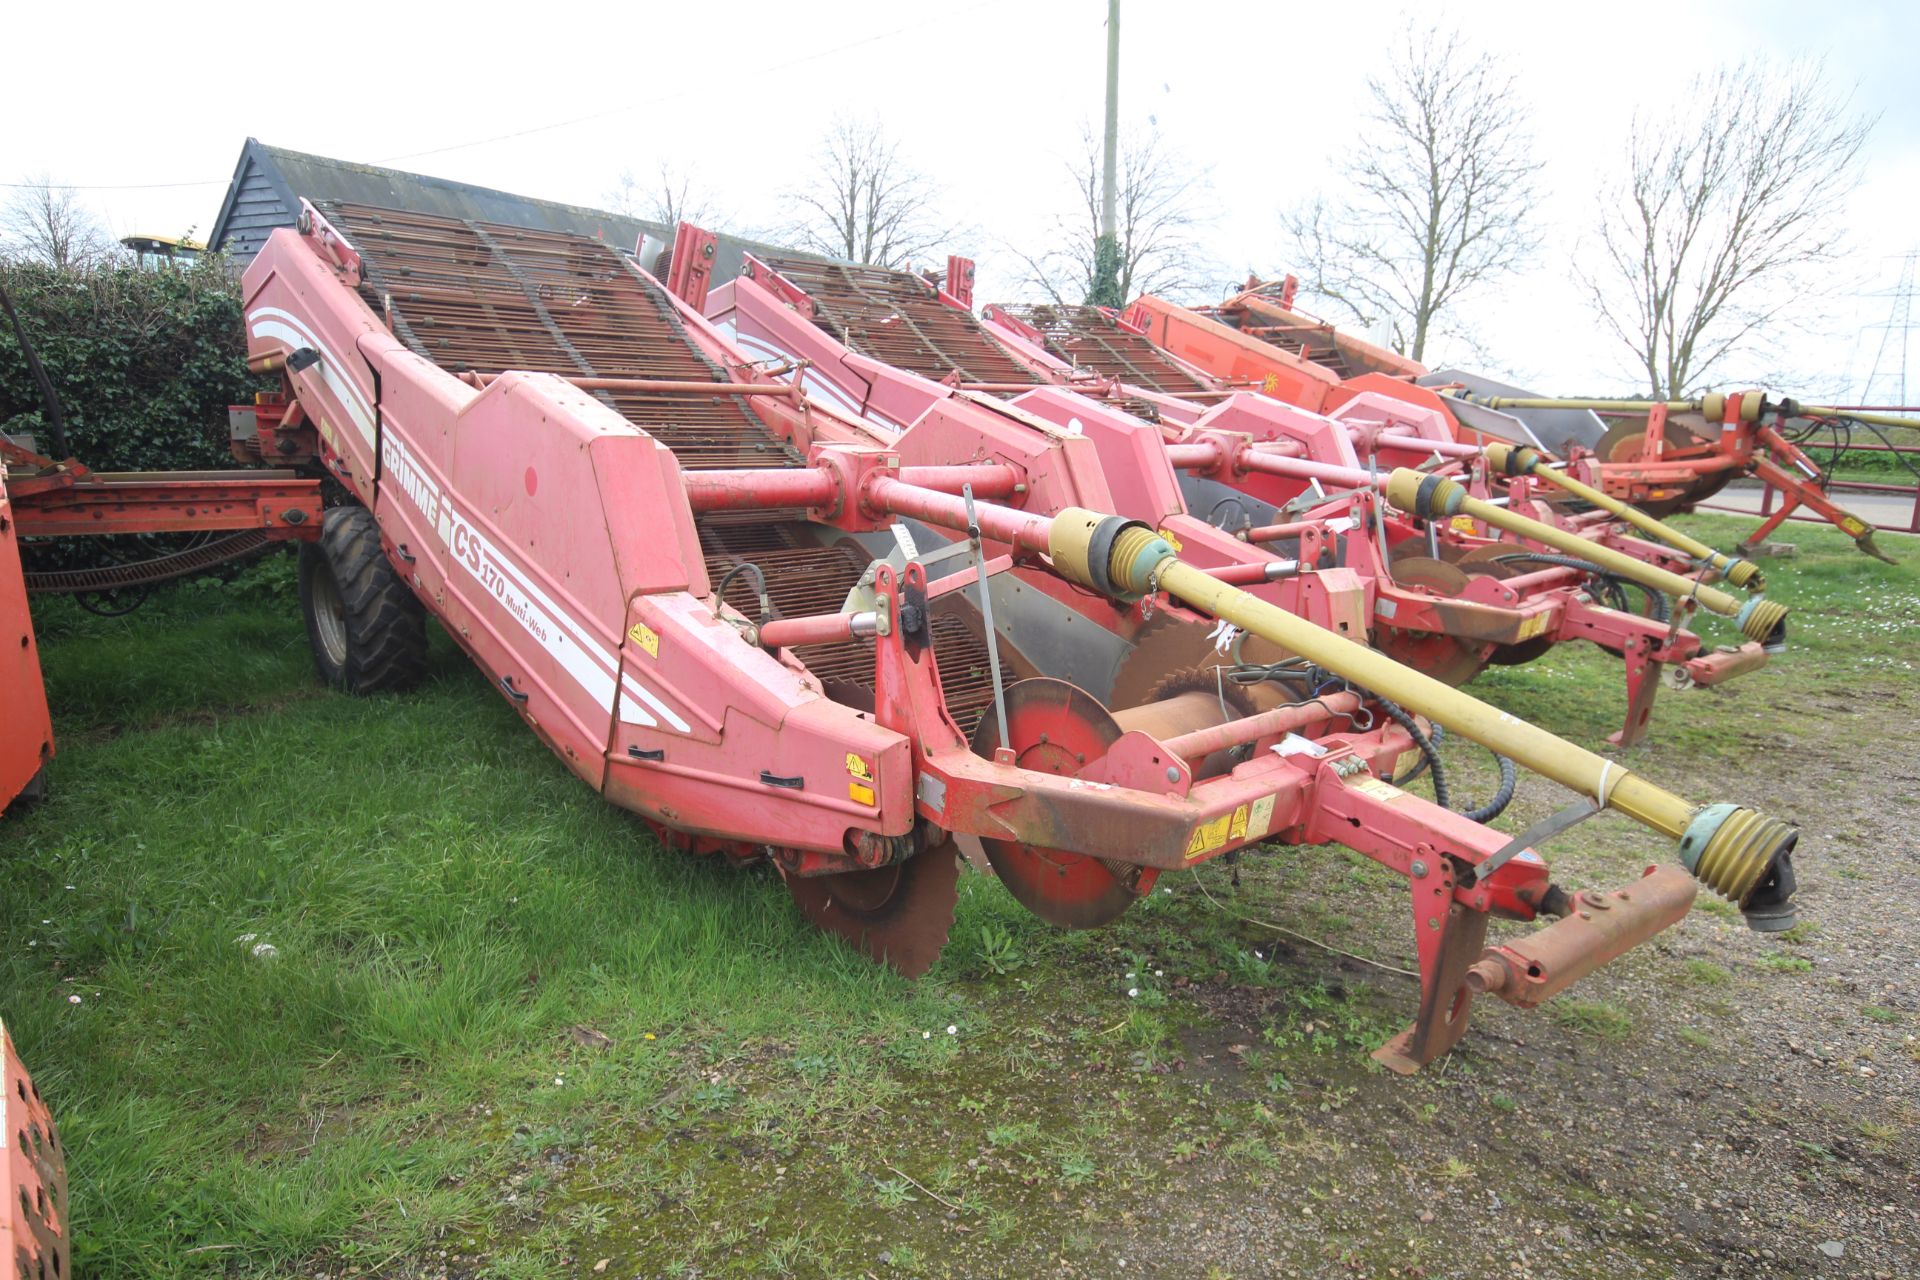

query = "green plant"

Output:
[[1549, 999, 1634, 1040], [1758, 952, 1813, 974]]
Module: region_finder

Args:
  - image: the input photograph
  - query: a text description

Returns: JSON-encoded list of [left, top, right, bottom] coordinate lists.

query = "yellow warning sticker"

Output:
[[1228, 803, 1250, 842], [1157, 528, 1184, 554], [1349, 776, 1404, 802], [1184, 812, 1234, 860], [1245, 794, 1276, 842], [1840, 517, 1866, 536], [627, 621, 660, 658], [848, 781, 876, 806], [1450, 515, 1477, 534], [845, 753, 873, 782], [1518, 611, 1551, 641]]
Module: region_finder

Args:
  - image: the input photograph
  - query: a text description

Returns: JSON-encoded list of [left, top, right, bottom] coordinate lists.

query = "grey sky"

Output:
[[7, 0, 1914, 399]]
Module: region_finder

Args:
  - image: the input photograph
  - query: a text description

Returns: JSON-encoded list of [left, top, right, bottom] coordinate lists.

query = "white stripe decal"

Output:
[[247, 314, 375, 447], [623, 674, 691, 733], [377, 429, 685, 735]]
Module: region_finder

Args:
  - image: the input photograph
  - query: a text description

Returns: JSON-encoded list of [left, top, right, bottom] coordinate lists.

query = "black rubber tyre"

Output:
[[298, 505, 427, 694]]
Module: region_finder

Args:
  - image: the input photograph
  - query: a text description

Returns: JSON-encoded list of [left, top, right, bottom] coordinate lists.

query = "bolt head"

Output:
[[1165, 766, 1180, 783], [1410, 860, 1428, 879]]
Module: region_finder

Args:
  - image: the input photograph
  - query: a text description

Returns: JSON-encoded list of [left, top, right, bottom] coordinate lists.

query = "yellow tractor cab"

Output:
[[120, 233, 205, 269]]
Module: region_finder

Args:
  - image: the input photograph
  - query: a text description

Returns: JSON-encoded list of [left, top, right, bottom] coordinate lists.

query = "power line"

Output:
[[1857, 250, 1918, 406], [3, 1, 1007, 192]]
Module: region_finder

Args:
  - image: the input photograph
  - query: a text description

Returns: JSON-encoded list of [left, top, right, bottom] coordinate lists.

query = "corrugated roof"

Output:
[[207, 138, 813, 282]]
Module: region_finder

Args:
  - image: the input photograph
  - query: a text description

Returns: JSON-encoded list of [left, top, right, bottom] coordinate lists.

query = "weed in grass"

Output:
[[1549, 999, 1635, 1040], [1058, 1152, 1099, 1186], [1692, 897, 1739, 919], [1677, 1027, 1716, 1050], [1863, 1005, 1902, 1024], [1759, 952, 1814, 974], [1437, 1157, 1474, 1180], [872, 1176, 917, 1209], [986, 1121, 1039, 1149], [1856, 1119, 1901, 1148], [1682, 960, 1731, 986], [1489, 1093, 1518, 1114], [1777, 922, 1822, 945]]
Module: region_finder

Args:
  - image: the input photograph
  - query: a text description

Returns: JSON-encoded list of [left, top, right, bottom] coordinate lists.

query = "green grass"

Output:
[[4, 567, 989, 1277], [1547, 999, 1635, 1041], [2, 513, 1914, 1277]]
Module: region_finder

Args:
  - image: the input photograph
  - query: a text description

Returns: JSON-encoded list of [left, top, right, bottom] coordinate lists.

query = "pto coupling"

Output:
[[1678, 804, 1799, 931]]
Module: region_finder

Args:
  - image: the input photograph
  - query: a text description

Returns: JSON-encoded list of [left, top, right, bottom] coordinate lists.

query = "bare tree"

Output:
[[1280, 25, 1540, 363], [1583, 61, 1873, 397], [1, 177, 115, 270], [783, 117, 954, 269], [606, 162, 729, 230], [1015, 123, 1215, 306]]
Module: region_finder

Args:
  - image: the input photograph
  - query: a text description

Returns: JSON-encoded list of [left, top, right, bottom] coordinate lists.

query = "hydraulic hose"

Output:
[[1484, 443, 1761, 590], [1493, 552, 1670, 623], [1043, 509, 1796, 922], [1385, 469, 1787, 649]]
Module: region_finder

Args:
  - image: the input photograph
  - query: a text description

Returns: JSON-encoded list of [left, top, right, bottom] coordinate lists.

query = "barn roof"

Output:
[[206, 138, 806, 282]]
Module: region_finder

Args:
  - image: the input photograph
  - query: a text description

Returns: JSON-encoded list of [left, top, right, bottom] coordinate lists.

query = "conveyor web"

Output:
[[324, 203, 1007, 730], [996, 303, 1216, 395], [758, 256, 1042, 387]]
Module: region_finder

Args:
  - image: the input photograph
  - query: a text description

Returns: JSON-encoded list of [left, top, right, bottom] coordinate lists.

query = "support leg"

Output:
[[1608, 636, 1662, 748], [1374, 855, 1490, 1074]]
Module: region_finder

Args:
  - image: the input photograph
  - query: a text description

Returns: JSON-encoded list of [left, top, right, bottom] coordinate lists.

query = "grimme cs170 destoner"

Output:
[[699, 249, 1784, 747], [243, 200, 1800, 1078]]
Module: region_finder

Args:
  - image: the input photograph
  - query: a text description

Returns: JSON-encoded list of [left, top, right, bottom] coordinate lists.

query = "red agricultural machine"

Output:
[[1123, 279, 1906, 561], [212, 199, 1802, 1086], [689, 247, 1784, 748]]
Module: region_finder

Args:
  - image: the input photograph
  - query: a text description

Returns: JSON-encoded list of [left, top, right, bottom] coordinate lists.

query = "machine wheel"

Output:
[[299, 505, 427, 694]]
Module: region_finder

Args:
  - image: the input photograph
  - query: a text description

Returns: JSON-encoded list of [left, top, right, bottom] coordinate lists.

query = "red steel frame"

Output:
[[233, 201, 1739, 1072], [707, 248, 1759, 748]]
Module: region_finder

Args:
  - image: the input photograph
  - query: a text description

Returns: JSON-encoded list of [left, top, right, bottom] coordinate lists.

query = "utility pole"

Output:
[[1089, 0, 1123, 307]]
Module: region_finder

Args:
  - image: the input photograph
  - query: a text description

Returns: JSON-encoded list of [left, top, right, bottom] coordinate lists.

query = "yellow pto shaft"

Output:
[[1045, 509, 1797, 919], [1382, 469, 1787, 649], [1482, 442, 1762, 590]]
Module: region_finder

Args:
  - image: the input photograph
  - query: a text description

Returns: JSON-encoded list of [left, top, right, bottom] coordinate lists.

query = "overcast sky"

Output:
[[7, 0, 1915, 400]]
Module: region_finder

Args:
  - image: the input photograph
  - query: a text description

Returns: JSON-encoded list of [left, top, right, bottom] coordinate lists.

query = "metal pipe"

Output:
[[896, 464, 1022, 498], [864, 475, 1055, 555], [1199, 559, 1299, 585], [1485, 444, 1760, 588], [1369, 431, 1479, 458], [462, 371, 802, 397], [1081, 518, 1693, 823], [1445, 389, 1920, 434], [1241, 520, 1322, 544], [1384, 469, 1788, 644], [1466, 866, 1698, 1008], [684, 467, 838, 513], [1160, 690, 1365, 762], [756, 611, 878, 649]]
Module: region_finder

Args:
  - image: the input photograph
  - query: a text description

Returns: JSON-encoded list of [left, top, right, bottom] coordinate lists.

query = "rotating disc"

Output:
[[1377, 555, 1490, 686], [969, 679, 1144, 930], [1595, 419, 1727, 516], [1454, 546, 1555, 665], [784, 841, 961, 977], [1108, 613, 1298, 714]]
